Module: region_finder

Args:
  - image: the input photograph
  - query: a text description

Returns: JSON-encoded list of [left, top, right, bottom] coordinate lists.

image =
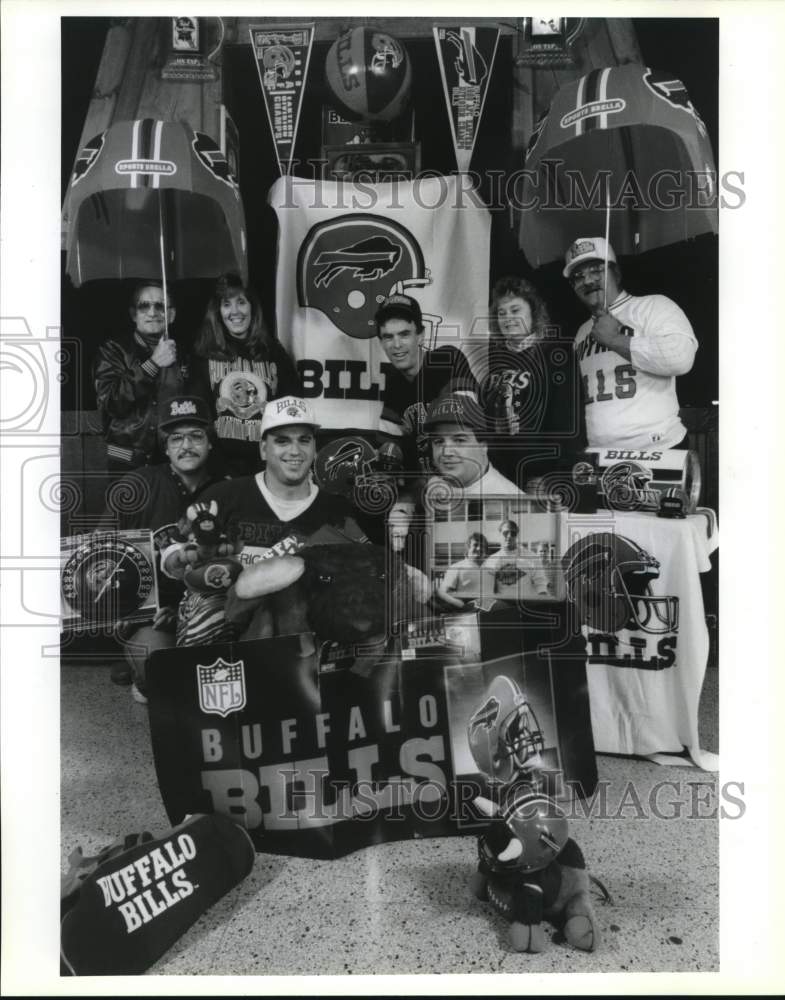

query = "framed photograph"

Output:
[[428, 495, 566, 611], [322, 142, 421, 182]]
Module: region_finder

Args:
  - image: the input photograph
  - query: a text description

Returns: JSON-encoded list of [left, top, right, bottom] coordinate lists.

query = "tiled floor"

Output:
[[61, 664, 719, 976]]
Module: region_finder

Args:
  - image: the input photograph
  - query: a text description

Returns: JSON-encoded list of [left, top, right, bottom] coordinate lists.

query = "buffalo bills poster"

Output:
[[147, 615, 596, 858]]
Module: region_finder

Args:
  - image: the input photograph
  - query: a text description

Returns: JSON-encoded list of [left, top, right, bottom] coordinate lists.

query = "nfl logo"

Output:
[[197, 658, 246, 718]]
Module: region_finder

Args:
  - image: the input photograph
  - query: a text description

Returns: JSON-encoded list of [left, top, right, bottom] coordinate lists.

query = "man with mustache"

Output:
[[564, 237, 697, 451], [94, 281, 189, 472], [97, 395, 221, 702]]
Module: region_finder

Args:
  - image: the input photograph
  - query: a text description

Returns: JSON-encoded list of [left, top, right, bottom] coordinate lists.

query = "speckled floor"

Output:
[[61, 663, 719, 976]]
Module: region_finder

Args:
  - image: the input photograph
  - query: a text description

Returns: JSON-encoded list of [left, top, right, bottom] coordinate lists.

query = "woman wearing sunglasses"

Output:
[[95, 281, 191, 473], [192, 273, 301, 475]]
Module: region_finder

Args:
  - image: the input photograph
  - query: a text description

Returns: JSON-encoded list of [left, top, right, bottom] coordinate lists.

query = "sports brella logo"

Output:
[[297, 215, 428, 339], [197, 658, 246, 717]]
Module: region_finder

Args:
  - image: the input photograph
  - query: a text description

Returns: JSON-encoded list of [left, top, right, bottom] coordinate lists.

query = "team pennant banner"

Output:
[[433, 25, 500, 173], [250, 23, 314, 176]]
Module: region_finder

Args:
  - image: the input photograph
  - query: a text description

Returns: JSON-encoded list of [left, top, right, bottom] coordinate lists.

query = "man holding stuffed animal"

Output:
[[98, 395, 222, 703], [564, 237, 697, 450], [162, 397, 369, 640]]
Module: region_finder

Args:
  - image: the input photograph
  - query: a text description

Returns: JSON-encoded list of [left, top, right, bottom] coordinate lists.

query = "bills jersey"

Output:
[[574, 293, 697, 450]]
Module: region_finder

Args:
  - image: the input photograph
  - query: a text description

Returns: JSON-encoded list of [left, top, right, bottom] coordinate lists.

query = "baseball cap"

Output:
[[374, 293, 423, 329], [563, 237, 617, 278], [158, 395, 211, 432], [422, 392, 487, 434], [260, 396, 321, 436]]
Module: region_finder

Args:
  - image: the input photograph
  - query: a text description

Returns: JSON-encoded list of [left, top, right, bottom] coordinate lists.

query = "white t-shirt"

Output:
[[440, 557, 485, 599], [574, 292, 697, 449], [482, 547, 551, 600]]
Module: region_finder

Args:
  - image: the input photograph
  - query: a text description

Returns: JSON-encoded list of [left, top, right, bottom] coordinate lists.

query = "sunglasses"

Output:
[[135, 300, 167, 313]]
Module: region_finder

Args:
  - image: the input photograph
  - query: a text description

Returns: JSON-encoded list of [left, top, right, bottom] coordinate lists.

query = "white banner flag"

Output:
[[268, 175, 491, 431]]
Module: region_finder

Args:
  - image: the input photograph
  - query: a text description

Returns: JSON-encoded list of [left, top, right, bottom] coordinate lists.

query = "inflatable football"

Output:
[[325, 27, 412, 122]]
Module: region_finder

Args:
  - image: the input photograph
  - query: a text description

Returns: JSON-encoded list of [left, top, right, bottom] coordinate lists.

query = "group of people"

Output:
[[437, 520, 552, 611], [88, 234, 698, 702]]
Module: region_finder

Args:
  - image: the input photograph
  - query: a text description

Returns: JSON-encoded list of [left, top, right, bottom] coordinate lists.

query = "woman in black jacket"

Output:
[[481, 276, 585, 489], [193, 273, 301, 475]]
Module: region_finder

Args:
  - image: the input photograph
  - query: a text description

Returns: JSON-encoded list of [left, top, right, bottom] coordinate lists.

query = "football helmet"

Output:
[[562, 531, 679, 634], [468, 675, 545, 784], [297, 216, 432, 340], [601, 461, 660, 512], [479, 790, 569, 875], [313, 435, 379, 497]]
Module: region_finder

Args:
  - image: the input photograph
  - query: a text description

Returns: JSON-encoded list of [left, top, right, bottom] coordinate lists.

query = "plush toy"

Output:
[[228, 535, 430, 649], [466, 674, 601, 953], [175, 500, 243, 647]]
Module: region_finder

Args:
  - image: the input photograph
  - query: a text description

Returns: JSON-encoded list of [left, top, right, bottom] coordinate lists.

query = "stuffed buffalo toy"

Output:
[[466, 674, 601, 953]]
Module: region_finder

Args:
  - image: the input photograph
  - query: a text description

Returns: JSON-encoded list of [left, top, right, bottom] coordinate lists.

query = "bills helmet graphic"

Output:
[[262, 44, 296, 88], [71, 131, 107, 187], [468, 675, 545, 784], [446, 28, 488, 86], [313, 435, 378, 497], [192, 132, 239, 192], [297, 215, 431, 339], [601, 461, 660, 512], [562, 531, 679, 634], [478, 790, 570, 875], [643, 68, 708, 138]]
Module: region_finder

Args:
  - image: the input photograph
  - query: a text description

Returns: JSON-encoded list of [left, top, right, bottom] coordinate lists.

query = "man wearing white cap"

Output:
[[163, 397, 366, 578], [564, 237, 697, 450]]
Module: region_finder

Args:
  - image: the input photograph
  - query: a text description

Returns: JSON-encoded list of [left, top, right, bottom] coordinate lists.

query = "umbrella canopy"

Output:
[[517, 65, 718, 268], [64, 118, 247, 286]]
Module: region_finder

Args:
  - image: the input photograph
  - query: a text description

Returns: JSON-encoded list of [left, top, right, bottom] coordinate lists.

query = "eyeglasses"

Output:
[[569, 263, 607, 287], [135, 300, 167, 313], [167, 430, 207, 446]]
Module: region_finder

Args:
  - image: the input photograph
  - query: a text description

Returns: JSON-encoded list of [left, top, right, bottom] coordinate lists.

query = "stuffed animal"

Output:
[[175, 500, 243, 647], [227, 536, 430, 648], [466, 674, 600, 953]]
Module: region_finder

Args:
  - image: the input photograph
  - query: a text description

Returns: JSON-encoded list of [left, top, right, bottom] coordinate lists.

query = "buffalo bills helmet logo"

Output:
[[446, 29, 488, 87], [192, 132, 239, 190], [297, 215, 429, 339], [643, 69, 708, 138], [71, 131, 106, 187]]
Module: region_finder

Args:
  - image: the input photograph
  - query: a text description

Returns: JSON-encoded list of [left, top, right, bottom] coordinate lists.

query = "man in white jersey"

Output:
[[482, 520, 551, 602], [564, 237, 697, 450]]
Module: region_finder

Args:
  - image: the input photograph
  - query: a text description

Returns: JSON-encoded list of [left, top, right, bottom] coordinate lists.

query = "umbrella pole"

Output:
[[158, 191, 169, 340], [603, 177, 611, 312]]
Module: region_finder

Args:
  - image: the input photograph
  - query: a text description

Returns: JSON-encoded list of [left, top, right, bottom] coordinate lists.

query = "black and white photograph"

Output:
[[1, 1, 783, 994]]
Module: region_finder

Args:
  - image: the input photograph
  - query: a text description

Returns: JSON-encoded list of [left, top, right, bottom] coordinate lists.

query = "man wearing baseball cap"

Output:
[[98, 394, 223, 702], [422, 392, 523, 498], [163, 396, 366, 580], [564, 237, 697, 450], [375, 293, 478, 468]]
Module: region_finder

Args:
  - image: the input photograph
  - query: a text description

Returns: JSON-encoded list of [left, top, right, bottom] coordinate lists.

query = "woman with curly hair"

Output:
[[193, 274, 301, 475], [481, 276, 584, 485]]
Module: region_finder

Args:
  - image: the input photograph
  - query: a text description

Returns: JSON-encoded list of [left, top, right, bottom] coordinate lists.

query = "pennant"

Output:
[[250, 23, 314, 176], [433, 25, 500, 173]]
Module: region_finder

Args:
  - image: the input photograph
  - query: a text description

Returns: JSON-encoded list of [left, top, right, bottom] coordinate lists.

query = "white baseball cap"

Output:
[[563, 237, 616, 278], [260, 397, 320, 436]]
